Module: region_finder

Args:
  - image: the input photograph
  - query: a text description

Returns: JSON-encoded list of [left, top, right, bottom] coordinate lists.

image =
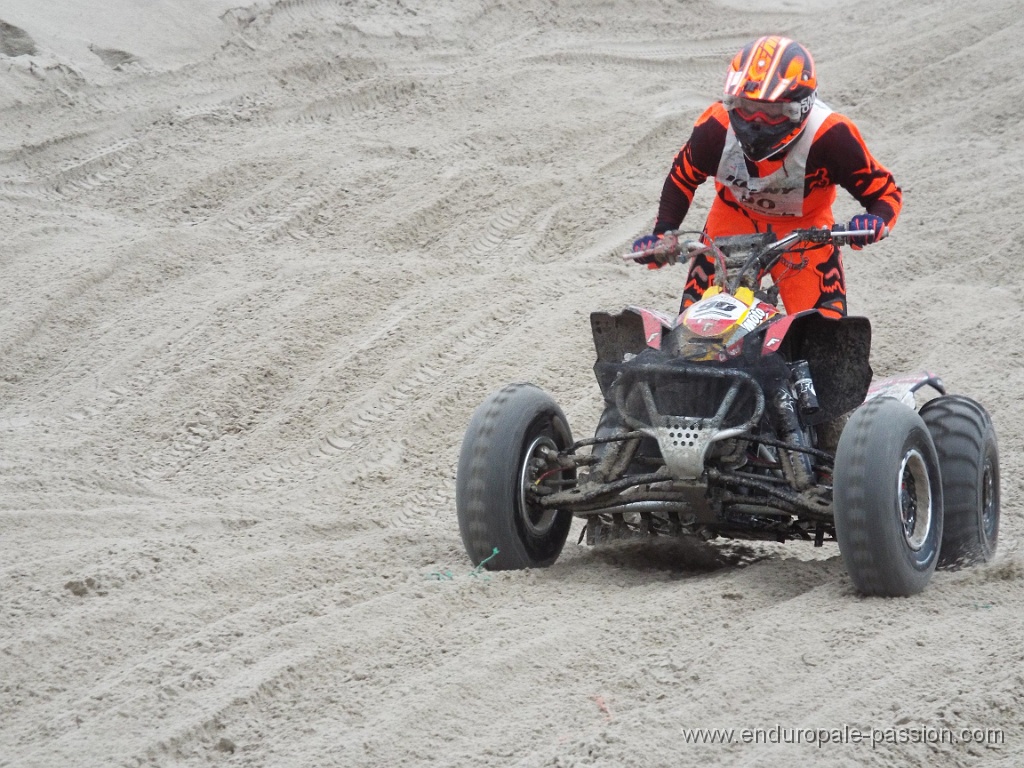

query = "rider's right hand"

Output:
[[632, 234, 666, 269]]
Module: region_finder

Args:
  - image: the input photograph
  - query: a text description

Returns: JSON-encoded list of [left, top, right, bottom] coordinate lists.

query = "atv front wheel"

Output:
[[919, 395, 999, 568], [833, 397, 944, 597], [456, 383, 575, 570]]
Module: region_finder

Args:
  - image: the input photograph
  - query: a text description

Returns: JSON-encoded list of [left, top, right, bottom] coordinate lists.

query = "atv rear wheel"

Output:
[[919, 395, 999, 568], [456, 383, 575, 570], [833, 397, 943, 597]]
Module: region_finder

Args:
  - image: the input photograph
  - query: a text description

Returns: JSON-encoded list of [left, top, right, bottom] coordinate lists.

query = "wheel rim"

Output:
[[982, 457, 997, 540], [518, 434, 560, 536], [898, 448, 933, 551]]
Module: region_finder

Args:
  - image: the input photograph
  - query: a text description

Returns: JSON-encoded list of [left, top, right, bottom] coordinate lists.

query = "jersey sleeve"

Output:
[[653, 104, 728, 234], [811, 115, 903, 227]]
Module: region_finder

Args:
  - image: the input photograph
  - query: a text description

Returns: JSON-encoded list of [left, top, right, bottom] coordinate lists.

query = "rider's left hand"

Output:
[[847, 214, 888, 250]]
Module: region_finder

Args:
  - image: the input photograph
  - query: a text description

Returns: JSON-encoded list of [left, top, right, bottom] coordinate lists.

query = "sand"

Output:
[[1, 0, 1022, 765]]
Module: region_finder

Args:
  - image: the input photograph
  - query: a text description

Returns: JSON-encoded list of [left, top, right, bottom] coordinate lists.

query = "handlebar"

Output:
[[769, 224, 889, 249], [622, 225, 885, 265], [623, 225, 888, 299]]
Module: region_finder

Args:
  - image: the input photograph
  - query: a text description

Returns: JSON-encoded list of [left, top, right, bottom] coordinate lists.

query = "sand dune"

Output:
[[1, 0, 1022, 765]]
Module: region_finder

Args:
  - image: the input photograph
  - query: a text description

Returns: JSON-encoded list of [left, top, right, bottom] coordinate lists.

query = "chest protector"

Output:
[[717, 101, 832, 218]]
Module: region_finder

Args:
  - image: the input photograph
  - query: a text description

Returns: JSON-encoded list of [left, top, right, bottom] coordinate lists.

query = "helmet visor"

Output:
[[722, 95, 803, 125]]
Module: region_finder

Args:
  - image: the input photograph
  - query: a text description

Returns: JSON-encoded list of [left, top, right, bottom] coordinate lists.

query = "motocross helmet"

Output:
[[722, 36, 817, 161]]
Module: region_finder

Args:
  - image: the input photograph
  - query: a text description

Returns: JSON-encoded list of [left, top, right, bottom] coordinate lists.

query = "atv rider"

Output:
[[633, 36, 902, 318]]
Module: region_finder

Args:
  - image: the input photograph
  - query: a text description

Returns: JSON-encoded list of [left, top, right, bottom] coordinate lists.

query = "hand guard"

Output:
[[847, 214, 888, 250]]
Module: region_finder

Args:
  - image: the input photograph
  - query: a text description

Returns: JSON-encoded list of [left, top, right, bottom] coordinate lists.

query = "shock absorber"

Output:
[[789, 359, 820, 416], [769, 384, 815, 490]]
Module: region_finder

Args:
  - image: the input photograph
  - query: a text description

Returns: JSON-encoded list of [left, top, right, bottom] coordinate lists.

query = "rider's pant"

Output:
[[681, 199, 848, 318]]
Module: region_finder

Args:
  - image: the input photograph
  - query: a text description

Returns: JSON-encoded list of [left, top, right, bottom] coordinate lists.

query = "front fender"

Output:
[[760, 311, 873, 425], [590, 306, 677, 398]]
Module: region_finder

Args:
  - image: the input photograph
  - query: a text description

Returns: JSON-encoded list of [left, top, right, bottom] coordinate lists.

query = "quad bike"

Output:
[[455, 227, 999, 596]]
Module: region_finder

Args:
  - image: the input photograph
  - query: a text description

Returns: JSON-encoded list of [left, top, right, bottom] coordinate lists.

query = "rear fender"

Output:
[[867, 372, 946, 407]]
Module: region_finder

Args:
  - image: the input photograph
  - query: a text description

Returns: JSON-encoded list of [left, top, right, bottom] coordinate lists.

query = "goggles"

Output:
[[722, 95, 804, 125]]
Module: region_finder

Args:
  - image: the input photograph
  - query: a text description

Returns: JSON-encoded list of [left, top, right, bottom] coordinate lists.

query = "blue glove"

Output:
[[632, 234, 664, 268], [847, 214, 887, 250]]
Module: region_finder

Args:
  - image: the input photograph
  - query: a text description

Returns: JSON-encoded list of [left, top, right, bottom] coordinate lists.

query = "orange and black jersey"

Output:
[[653, 102, 902, 235]]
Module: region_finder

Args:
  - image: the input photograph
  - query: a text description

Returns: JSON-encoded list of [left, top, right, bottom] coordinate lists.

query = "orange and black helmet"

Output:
[[722, 37, 818, 161]]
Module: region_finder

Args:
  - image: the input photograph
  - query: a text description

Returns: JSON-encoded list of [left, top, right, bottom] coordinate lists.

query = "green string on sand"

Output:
[[469, 547, 500, 577], [427, 547, 500, 581]]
